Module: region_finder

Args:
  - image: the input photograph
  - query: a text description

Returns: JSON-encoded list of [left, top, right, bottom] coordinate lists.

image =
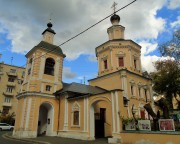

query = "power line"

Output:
[[20, 0, 137, 68]]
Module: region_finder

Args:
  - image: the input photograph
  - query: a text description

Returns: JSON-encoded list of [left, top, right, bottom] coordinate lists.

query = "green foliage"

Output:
[[120, 116, 142, 125], [174, 122, 180, 131], [159, 30, 180, 60], [0, 112, 15, 125], [151, 59, 180, 109]]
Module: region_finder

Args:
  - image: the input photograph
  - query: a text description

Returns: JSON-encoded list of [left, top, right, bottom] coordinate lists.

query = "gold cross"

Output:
[[111, 2, 118, 14]]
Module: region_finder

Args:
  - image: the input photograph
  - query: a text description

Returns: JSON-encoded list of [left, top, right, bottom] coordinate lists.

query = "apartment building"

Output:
[[0, 62, 25, 115]]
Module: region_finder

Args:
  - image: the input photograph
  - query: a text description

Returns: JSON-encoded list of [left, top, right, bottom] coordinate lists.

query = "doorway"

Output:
[[37, 103, 54, 136], [95, 108, 106, 138]]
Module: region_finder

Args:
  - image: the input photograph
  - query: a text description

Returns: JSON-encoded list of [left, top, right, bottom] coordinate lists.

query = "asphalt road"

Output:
[[0, 131, 109, 144], [0, 131, 32, 144]]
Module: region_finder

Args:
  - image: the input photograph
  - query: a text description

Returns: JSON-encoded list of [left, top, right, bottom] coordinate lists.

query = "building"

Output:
[[0, 63, 25, 116], [13, 13, 155, 142]]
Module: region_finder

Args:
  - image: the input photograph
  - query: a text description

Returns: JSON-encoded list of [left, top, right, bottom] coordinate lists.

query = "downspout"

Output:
[[57, 95, 60, 135]]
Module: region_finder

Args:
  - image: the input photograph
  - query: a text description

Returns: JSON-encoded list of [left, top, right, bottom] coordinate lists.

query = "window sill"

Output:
[[71, 125, 80, 128]]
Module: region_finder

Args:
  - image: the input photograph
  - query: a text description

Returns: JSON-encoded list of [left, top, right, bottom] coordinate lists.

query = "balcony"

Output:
[[7, 82, 16, 87], [7, 72, 17, 77], [2, 102, 12, 107], [3, 92, 14, 96]]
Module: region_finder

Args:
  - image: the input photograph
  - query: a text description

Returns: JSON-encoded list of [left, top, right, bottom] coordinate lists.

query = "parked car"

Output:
[[0, 123, 14, 131]]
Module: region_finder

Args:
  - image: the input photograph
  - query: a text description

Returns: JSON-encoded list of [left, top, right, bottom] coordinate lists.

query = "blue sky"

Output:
[[0, 0, 179, 84]]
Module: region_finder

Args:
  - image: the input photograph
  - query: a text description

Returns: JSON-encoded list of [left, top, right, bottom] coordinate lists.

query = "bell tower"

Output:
[[21, 21, 65, 93], [13, 21, 66, 138]]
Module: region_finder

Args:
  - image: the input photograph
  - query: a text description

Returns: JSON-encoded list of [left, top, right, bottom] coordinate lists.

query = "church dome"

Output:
[[47, 22, 53, 28], [110, 14, 120, 24]]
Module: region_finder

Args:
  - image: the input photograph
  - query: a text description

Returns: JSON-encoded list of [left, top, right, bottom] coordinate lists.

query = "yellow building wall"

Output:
[[120, 132, 179, 144], [0, 63, 25, 116]]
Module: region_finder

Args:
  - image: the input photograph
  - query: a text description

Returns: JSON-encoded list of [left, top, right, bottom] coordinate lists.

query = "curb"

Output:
[[3, 133, 51, 144]]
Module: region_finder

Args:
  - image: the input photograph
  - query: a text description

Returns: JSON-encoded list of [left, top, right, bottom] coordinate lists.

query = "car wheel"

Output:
[[10, 128, 13, 131]]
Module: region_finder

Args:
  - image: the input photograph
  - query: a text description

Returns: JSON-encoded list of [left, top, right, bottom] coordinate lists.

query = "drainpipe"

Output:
[[57, 95, 60, 135]]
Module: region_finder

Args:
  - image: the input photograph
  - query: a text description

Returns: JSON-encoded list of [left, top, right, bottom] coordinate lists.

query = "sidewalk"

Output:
[[4, 133, 108, 144]]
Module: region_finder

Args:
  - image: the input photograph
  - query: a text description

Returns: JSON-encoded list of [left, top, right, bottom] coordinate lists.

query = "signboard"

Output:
[[138, 120, 151, 131], [125, 122, 136, 130], [159, 119, 175, 131]]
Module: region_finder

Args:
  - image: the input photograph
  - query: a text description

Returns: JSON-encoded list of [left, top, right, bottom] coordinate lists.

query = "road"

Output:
[[0, 131, 32, 144], [0, 131, 108, 144]]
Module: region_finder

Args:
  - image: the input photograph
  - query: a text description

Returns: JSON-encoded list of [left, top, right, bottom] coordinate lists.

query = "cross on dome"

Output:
[[111, 2, 118, 14]]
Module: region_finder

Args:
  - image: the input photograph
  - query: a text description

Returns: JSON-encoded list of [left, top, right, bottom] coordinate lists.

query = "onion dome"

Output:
[[110, 14, 120, 24], [42, 21, 56, 35], [47, 22, 53, 28]]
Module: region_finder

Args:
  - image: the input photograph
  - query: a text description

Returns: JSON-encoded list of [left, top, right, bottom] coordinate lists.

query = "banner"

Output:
[[159, 119, 175, 131], [138, 120, 151, 131]]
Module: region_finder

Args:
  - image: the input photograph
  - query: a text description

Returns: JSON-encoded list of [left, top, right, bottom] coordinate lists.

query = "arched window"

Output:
[[72, 102, 80, 126], [44, 58, 55, 75]]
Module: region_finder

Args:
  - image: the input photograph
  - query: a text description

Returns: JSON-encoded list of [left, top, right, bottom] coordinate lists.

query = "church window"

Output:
[[144, 89, 148, 102], [131, 85, 134, 95], [134, 59, 137, 69], [72, 102, 80, 126], [104, 59, 108, 70], [118, 57, 124, 67], [73, 111, 79, 125], [44, 58, 55, 75], [138, 87, 141, 98], [46, 85, 51, 91], [130, 80, 136, 97]]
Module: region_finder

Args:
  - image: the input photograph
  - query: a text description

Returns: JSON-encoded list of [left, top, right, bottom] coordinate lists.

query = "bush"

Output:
[[0, 112, 15, 125]]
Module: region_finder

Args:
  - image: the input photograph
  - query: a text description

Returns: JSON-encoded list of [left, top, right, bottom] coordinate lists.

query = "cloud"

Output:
[[0, 0, 167, 61], [139, 41, 158, 55], [88, 55, 97, 62], [167, 0, 180, 9], [63, 67, 77, 79], [171, 16, 180, 28]]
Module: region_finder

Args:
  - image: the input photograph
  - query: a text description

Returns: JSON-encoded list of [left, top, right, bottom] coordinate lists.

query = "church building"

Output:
[[13, 11, 154, 142]]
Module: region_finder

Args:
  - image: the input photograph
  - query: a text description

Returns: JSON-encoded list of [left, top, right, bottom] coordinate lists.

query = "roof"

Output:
[[26, 41, 66, 57], [88, 68, 152, 82], [95, 39, 141, 54], [42, 27, 56, 35], [55, 82, 108, 98]]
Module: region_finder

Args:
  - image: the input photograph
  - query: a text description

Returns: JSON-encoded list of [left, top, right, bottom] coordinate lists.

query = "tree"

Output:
[[159, 30, 180, 60], [151, 59, 180, 109]]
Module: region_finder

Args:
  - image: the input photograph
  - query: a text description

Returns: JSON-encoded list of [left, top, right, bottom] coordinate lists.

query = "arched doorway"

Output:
[[90, 99, 112, 139], [37, 102, 54, 136]]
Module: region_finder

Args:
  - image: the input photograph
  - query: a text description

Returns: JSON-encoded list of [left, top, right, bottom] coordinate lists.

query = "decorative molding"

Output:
[[16, 92, 56, 99]]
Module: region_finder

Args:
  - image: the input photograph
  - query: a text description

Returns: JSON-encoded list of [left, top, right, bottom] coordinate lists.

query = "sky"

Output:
[[0, 0, 179, 84]]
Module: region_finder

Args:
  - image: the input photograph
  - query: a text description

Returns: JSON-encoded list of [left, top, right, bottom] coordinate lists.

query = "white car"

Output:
[[0, 123, 14, 131]]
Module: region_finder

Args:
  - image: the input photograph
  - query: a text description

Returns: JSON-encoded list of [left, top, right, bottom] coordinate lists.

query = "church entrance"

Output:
[[37, 102, 54, 136], [90, 99, 112, 139], [95, 108, 106, 138]]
